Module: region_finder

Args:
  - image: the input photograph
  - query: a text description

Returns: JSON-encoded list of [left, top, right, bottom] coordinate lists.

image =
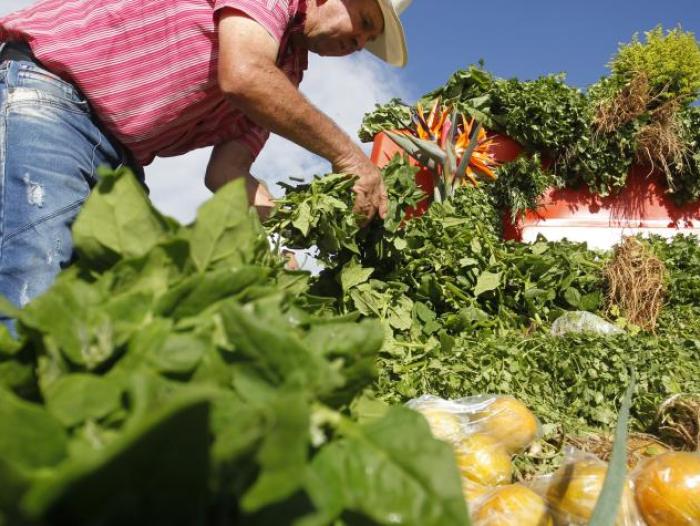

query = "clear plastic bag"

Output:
[[406, 395, 543, 516], [551, 311, 625, 337], [631, 451, 700, 526], [470, 484, 555, 526], [529, 447, 644, 526], [406, 394, 542, 453]]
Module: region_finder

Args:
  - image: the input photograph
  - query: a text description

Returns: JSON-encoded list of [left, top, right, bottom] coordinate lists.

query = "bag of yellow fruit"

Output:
[[406, 394, 541, 453], [471, 484, 555, 526], [531, 449, 643, 526], [632, 451, 700, 526]]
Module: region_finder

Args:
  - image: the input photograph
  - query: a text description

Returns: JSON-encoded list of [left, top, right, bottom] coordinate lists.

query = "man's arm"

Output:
[[205, 139, 275, 220], [217, 10, 387, 221]]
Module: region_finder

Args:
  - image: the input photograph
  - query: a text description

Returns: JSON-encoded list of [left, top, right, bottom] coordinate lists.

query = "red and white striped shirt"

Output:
[[0, 0, 308, 166]]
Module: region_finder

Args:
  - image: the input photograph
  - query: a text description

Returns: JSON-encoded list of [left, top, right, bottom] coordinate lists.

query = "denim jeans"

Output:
[[0, 45, 143, 329]]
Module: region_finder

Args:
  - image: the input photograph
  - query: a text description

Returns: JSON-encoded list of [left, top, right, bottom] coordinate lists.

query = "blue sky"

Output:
[[394, 0, 699, 100]]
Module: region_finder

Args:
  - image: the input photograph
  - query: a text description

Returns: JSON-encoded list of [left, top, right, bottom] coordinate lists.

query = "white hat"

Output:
[[365, 0, 412, 67]]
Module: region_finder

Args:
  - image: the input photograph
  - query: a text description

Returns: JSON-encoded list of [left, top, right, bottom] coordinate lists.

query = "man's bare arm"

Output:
[[217, 10, 387, 221], [205, 140, 274, 220]]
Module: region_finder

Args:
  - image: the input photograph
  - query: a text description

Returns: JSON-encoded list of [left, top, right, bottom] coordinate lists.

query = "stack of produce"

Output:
[[267, 161, 700, 441], [408, 395, 553, 525], [360, 26, 700, 211]]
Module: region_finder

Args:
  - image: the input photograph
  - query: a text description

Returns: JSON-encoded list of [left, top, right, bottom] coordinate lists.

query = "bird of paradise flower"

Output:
[[387, 98, 500, 202]]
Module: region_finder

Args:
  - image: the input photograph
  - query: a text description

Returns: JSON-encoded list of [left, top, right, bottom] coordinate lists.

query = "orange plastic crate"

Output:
[[370, 132, 700, 248]]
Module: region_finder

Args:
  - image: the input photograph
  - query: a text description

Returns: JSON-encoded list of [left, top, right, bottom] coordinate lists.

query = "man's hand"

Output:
[[250, 177, 275, 221], [334, 157, 388, 223]]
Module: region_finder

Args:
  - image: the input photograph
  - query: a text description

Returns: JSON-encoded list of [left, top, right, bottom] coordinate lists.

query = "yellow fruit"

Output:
[[418, 408, 463, 443], [462, 479, 491, 504], [454, 433, 512, 487], [472, 484, 554, 526], [635, 452, 700, 526], [545, 460, 636, 525], [473, 397, 539, 453]]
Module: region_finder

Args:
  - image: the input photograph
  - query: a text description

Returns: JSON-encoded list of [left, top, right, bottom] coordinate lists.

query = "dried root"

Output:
[[594, 73, 653, 134], [657, 394, 700, 451], [635, 100, 689, 188], [604, 237, 667, 332]]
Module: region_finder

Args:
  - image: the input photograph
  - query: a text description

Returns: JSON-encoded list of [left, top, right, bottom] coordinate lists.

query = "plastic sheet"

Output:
[[551, 311, 625, 337]]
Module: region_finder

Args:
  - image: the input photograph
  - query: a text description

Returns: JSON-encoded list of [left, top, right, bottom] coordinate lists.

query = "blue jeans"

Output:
[[0, 46, 143, 329]]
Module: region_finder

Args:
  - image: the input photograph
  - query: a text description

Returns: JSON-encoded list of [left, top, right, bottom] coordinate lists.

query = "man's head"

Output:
[[303, 0, 410, 66]]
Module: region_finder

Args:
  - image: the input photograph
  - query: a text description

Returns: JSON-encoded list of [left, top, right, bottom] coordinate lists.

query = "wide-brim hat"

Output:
[[365, 0, 412, 67]]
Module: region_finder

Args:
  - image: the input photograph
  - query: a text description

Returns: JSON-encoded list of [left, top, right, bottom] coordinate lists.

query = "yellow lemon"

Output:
[[473, 396, 540, 453], [472, 484, 554, 526], [545, 460, 636, 525], [454, 433, 512, 487], [635, 452, 700, 526], [417, 407, 463, 443]]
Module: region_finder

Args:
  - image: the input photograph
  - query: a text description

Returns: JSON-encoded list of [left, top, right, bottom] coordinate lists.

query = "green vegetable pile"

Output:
[[0, 169, 470, 526], [359, 26, 700, 211], [266, 156, 700, 442]]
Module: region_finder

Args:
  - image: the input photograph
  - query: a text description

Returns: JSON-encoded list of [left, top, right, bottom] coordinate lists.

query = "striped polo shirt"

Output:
[[0, 0, 308, 166]]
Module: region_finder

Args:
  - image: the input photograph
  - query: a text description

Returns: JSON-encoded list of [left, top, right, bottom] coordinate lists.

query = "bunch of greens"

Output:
[[357, 97, 413, 143], [0, 168, 470, 526], [607, 25, 700, 105], [267, 155, 425, 267], [374, 308, 700, 435], [667, 106, 700, 203], [358, 27, 700, 208], [266, 163, 700, 441], [492, 154, 562, 220]]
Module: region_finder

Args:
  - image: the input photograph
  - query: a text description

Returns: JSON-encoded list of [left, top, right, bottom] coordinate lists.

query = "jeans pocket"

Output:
[[14, 64, 89, 113]]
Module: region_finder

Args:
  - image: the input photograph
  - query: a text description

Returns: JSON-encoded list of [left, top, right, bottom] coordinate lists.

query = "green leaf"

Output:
[[473, 270, 502, 297], [23, 389, 212, 525], [0, 296, 21, 321], [73, 167, 172, 269], [0, 456, 32, 519], [219, 301, 336, 394], [340, 258, 374, 291], [241, 388, 310, 512], [303, 407, 469, 526], [190, 179, 261, 272], [21, 280, 149, 370], [589, 372, 636, 526], [292, 201, 312, 236], [155, 266, 268, 319], [146, 332, 209, 375], [0, 388, 67, 470], [44, 374, 123, 428], [564, 287, 582, 308], [304, 320, 383, 407]]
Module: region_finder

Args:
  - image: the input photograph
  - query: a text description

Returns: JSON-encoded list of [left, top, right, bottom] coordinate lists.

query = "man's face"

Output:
[[305, 0, 385, 57]]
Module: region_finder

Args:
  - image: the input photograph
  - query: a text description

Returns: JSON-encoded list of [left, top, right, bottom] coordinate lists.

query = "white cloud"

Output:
[[2, 1, 32, 14]]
